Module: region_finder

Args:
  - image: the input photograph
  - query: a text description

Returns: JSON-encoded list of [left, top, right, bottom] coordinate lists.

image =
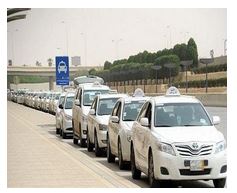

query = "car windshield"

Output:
[[97, 98, 119, 115], [154, 103, 212, 127], [83, 90, 109, 106], [65, 96, 74, 109], [123, 100, 146, 121]]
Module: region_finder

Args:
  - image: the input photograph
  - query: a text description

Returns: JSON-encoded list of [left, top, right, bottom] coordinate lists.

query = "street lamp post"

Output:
[[61, 21, 69, 55], [151, 65, 162, 93], [164, 63, 176, 86], [200, 58, 214, 93], [180, 60, 193, 93], [112, 39, 123, 60], [80, 32, 87, 66]]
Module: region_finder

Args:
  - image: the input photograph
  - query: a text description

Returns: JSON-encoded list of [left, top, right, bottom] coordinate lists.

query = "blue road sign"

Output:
[[56, 56, 69, 85]]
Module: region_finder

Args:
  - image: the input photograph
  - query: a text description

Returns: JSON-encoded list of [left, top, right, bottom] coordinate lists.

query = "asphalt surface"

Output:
[[7, 101, 227, 188]]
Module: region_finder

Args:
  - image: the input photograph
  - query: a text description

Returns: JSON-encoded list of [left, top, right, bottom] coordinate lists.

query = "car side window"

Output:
[[116, 102, 122, 119], [137, 102, 148, 122], [75, 89, 79, 100], [112, 101, 120, 116], [91, 97, 98, 112], [78, 89, 82, 106], [144, 103, 152, 127], [112, 102, 121, 116]]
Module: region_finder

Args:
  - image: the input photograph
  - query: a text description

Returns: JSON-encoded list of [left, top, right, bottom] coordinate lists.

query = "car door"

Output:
[[139, 102, 152, 172], [108, 101, 121, 155], [88, 97, 98, 143], [77, 88, 83, 136], [133, 102, 148, 167]]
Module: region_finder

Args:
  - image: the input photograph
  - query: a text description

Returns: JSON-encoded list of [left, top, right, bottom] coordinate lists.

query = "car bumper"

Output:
[[153, 150, 227, 180], [81, 120, 88, 139], [97, 130, 107, 148], [63, 118, 73, 134]]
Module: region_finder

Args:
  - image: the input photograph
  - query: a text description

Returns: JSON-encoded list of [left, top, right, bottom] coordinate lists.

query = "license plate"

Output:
[[190, 160, 204, 171]]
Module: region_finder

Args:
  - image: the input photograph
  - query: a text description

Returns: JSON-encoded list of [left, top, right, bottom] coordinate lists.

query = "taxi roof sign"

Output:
[[166, 86, 180, 96], [133, 88, 145, 97]]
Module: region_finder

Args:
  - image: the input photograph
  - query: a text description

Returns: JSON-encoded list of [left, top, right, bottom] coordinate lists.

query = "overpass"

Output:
[[7, 65, 102, 90]]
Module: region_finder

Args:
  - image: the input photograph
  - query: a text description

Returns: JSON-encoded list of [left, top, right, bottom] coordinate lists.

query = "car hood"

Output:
[[82, 106, 91, 116], [97, 115, 110, 125], [153, 126, 224, 143], [123, 121, 134, 130], [64, 109, 72, 117]]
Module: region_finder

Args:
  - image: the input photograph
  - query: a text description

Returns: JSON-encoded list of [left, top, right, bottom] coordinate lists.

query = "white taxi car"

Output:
[[72, 82, 110, 147], [59, 91, 75, 138], [107, 89, 149, 169], [130, 87, 227, 188], [87, 93, 128, 156]]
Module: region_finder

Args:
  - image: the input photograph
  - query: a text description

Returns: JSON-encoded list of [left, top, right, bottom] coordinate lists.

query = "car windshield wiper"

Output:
[[123, 119, 134, 121], [156, 125, 172, 127]]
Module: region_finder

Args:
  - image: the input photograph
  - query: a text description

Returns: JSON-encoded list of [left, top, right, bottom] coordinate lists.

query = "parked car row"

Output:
[[9, 89, 62, 115], [10, 83, 227, 188]]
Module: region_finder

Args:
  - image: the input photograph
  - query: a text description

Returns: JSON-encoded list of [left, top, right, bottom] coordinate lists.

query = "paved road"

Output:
[[7, 101, 227, 188]]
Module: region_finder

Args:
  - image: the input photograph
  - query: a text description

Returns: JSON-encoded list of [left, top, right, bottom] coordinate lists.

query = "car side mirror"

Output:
[[111, 116, 119, 123], [75, 99, 80, 106], [140, 117, 149, 127], [59, 104, 63, 109], [212, 116, 220, 125], [89, 109, 95, 115]]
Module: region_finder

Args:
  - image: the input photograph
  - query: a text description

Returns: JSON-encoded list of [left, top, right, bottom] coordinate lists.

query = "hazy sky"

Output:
[[7, 8, 227, 66]]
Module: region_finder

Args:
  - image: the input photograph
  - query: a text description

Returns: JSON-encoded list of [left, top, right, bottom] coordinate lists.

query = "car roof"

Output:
[[65, 92, 75, 97], [153, 95, 200, 105], [122, 96, 150, 103], [79, 82, 110, 90], [97, 93, 128, 100]]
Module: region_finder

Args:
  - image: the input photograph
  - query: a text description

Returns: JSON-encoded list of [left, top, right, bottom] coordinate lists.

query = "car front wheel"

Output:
[[148, 151, 161, 187], [130, 144, 141, 179], [107, 135, 115, 163]]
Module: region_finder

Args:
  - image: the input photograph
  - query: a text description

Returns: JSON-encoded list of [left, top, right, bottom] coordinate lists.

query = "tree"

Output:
[[173, 43, 187, 61], [35, 61, 41, 66], [187, 38, 198, 67], [104, 61, 112, 70], [154, 54, 180, 78], [47, 58, 53, 67]]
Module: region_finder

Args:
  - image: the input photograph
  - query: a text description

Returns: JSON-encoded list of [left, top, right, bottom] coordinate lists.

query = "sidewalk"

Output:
[[7, 102, 139, 188]]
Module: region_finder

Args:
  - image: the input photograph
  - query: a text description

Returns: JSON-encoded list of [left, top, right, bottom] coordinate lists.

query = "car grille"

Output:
[[175, 144, 213, 157], [179, 169, 211, 176]]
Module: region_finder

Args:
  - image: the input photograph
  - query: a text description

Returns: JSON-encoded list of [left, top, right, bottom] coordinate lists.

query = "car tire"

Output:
[[87, 131, 94, 152], [148, 151, 161, 188], [62, 129, 67, 139], [213, 178, 226, 188], [73, 137, 78, 145], [130, 143, 141, 179], [118, 138, 126, 170], [80, 139, 86, 147], [107, 134, 115, 163], [56, 128, 60, 134], [95, 132, 102, 157]]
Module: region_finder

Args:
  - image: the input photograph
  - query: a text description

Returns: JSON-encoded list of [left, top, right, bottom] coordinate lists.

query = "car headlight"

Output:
[[157, 142, 176, 156], [215, 140, 226, 154], [99, 124, 107, 131]]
